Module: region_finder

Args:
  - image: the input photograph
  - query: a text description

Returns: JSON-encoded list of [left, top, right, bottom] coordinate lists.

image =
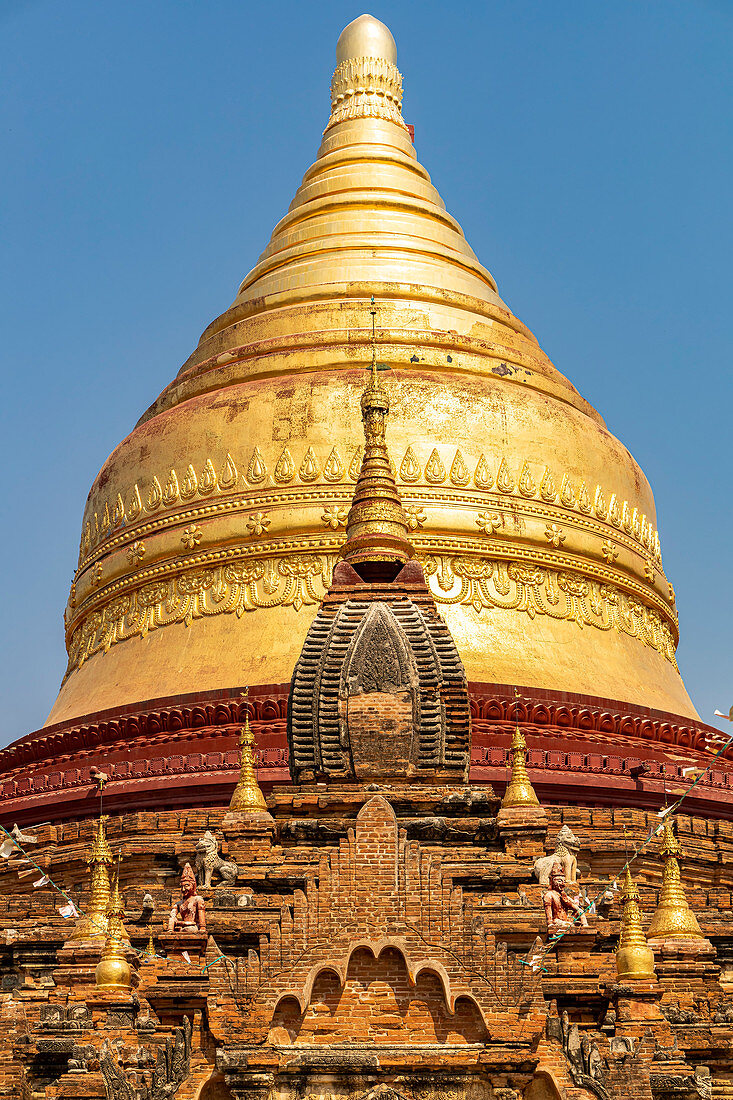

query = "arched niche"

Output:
[[524, 1072, 563, 1100], [339, 603, 419, 777], [197, 1073, 235, 1100]]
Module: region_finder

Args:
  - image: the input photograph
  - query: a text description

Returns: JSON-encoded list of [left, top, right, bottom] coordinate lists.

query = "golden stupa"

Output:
[[48, 14, 694, 726]]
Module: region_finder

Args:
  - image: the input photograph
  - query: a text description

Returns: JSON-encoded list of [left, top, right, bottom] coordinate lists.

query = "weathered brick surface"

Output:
[[1, 787, 731, 1098]]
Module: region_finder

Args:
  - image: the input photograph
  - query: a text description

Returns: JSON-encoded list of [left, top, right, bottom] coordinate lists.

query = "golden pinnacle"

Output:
[[501, 693, 540, 809], [70, 814, 113, 941], [647, 817, 703, 942], [616, 865, 656, 981], [141, 931, 156, 961], [339, 297, 413, 572], [229, 690, 267, 812], [95, 866, 131, 990]]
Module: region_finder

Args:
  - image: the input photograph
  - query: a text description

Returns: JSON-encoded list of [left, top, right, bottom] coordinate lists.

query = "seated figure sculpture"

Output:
[[168, 862, 206, 934], [543, 860, 588, 935]]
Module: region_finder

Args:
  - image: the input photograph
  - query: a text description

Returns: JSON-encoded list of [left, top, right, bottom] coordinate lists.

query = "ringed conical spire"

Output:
[[616, 865, 656, 981], [501, 722, 540, 809], [340, 300, 414, 577], [647, 818, 704, 943]]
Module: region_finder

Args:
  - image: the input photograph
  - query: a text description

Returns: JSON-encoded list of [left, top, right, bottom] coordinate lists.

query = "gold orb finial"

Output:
[[336, 14, 397, 64], [616, 865, 656, 981], [328, 17, 405, 133]]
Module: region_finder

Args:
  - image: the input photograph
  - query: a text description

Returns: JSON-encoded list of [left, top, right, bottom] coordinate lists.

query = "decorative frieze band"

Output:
[[77, 446, 662, 572], [64, 549, 677, 680]]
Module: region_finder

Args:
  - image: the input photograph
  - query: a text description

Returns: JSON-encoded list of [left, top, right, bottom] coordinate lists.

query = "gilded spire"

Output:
[[327, 15, 406, 133], [647, 817, 703, 942], [229, 689, 267, 812], [95, 866, 132, 990], [141, 930, 157, 962], [616, 865, 656, 981], [501, 693, 540, 809], [70, 813, 113, 941], [340, 299, 414, 576]]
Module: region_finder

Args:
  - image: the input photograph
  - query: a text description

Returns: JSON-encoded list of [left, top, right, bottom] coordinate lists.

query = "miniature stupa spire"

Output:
[[95, 866, 132, 990], [141, 930, 157, 962], [616, 865, 656, 981], [71, 812, 113, 940], [501, 692, 540, 809], [229, 688, 267, 812], [340, 298, 414, 578], [647, 817, 703, 943]]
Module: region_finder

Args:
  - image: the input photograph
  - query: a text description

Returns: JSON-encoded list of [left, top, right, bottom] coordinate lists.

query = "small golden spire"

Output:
[[141, 930, 157, 962], [647, 817, 703, 942], [95, 867, 132, 990], [616, 865, 656, 981], [70, 813, 113, 940], [340, 298, 414, 576], [501, 691, 540, 809], [229, 689, 267, 812]]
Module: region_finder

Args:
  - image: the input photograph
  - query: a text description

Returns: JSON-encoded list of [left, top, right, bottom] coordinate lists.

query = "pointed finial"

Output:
[[95, 860, 132, 990], [647, 817, 704, 943], [616, 864, 656, 981], [89, 814, 113, 866], [229, 689, 267, 812], [501, 689, 540, 809], [70, 813, 113, 941], [141, 930, 157, 962], [339, 299, 414, 577], [327, 16, 406, 133]]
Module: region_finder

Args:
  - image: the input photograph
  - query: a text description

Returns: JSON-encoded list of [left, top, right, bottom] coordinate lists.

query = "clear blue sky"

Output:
[[1, 0, 731, 744]]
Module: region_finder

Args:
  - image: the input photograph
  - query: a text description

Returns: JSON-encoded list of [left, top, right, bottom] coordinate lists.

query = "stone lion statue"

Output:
[[194, 830, 238, 888], [533, 824, 580, 886]]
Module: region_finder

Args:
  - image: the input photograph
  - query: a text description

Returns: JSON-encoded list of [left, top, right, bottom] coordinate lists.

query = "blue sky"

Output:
[[1, 0, 731, 742]]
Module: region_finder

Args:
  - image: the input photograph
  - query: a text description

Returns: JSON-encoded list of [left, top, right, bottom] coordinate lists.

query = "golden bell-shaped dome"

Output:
[[47, 14, 695, 727]]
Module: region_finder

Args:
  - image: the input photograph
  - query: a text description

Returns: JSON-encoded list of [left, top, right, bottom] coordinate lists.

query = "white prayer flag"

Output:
[[33, 874, 49, 888], [714, 710, 731, 720], [182, 951, 191, 964], [682, 767, 702, 777], [58, 901, 79, 919], [0, 839, 15, 859], [656, 806, 672, 818]]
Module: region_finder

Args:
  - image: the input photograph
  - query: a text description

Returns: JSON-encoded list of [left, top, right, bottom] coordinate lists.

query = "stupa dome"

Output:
[[48, 14, 694, 727]]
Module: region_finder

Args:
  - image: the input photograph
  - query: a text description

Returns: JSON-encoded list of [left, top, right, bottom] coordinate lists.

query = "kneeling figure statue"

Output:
[[544, 860, 588, 936]]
